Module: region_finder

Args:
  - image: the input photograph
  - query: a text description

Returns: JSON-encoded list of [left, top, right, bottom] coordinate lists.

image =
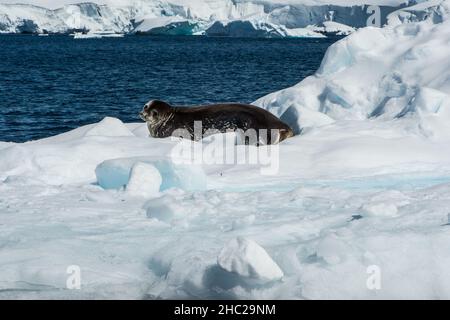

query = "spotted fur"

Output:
[[139, 100, 294, 145]]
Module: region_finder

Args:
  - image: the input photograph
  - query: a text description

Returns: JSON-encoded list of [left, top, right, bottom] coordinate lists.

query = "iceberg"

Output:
[[95, 157, 207, 191], [217, 237, 284, 283], [205, 19, 327, 38], [255, 0, 450, 137]]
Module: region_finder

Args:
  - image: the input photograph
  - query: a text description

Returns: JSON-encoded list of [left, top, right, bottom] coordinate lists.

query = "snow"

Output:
[[85, 117, 134, 137], [362, 202, 399, 217], [387, 0, 448, 25], [205, 18, 327, 38], [133, 16, 186, 32], [72, 32, 124, 39], [217, 237, 284, 283], [2, 0, 450, 300], [125, 162, 162, 198], [144, 193, 186, 223], [309, 21, 357, 35], [255, 0, 450, 137]]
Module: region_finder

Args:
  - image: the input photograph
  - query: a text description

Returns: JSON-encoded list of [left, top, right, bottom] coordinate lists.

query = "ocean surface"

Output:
[[0, 35, 341, 142]]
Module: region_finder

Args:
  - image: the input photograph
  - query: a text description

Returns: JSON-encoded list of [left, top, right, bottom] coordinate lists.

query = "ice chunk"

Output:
[[95, 159, 131, 190], [144, 195, 185, 223], [126, 162, 162, 198], [231, 215, 256, 230], [363, 203, 399, 217], [95, 157, 207, 191], [217, 237, 283, 282], [315, 234, 350, 265], [84, 117, 134, 137]]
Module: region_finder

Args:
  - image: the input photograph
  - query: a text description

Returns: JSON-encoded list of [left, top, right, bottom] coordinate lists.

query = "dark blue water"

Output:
[[0, 35, 340, 142]]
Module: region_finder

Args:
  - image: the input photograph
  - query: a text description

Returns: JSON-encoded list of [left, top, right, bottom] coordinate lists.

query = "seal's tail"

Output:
[[269, 127, 294, 145], [278, 127, 294, 143]]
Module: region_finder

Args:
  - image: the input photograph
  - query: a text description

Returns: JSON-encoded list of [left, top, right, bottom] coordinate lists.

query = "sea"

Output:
[[0, 35, 341, 142]]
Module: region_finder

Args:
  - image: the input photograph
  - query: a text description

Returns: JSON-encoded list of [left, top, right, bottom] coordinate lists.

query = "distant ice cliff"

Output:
[[0, 0, 417, 37]]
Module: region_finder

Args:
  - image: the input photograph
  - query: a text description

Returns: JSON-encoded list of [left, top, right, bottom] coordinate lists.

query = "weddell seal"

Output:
[[139, 100, 294, 145]]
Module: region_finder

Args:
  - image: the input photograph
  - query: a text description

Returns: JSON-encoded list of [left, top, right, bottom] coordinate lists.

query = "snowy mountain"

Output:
[[0, 0, 416, 37]]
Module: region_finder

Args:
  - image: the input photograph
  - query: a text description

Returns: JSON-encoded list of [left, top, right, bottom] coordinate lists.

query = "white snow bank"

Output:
[[2, 115, 450, 299], [144, 193, 187, 224], [363, 202, 399, 217], [361, 189, 409, 217], [95, 157, 207, 191], [217, 237, 284, 283], [255, 0, 450, 137], [0, 118, 175, 185], [84, 117, 135, 137]]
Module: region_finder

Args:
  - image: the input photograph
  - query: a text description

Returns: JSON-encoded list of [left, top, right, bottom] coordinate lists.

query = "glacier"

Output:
[[0, 0, 415, 37], [1, 0, 450, 299]]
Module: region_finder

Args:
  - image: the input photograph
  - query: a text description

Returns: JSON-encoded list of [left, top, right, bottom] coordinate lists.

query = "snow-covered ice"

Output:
[[95, 157, 207, 191], [1, 0, 450, 300], [217, 237, 284, 283], [255, 0, 450, 138], [125, 162, 162, 198]]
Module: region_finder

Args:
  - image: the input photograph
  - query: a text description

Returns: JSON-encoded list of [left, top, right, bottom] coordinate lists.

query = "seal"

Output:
[[139, 100, 294, 145]]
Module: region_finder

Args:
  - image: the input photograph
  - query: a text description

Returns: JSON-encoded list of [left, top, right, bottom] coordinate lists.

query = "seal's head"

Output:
[[140, 100, 175, 138], [139, 100, 172, 124]]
